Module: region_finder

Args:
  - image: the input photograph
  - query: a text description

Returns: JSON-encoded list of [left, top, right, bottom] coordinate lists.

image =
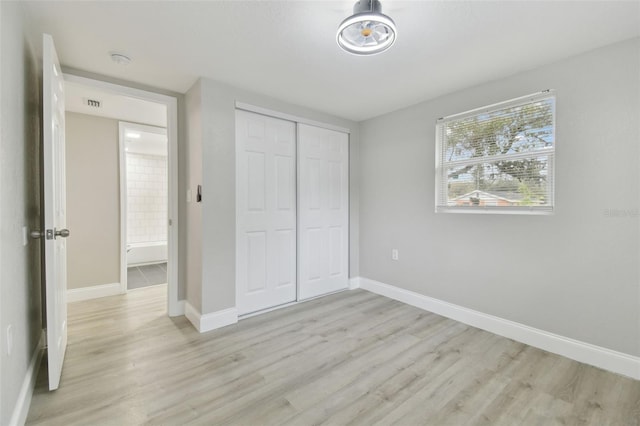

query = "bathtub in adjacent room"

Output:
[[126, 241, 167, 267]]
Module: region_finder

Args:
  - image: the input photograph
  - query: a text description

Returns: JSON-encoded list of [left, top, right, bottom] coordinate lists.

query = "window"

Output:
[[435, 91, 555, 214]]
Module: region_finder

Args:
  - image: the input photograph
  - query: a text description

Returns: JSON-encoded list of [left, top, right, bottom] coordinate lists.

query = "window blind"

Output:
[[435, 91, 555, 214]]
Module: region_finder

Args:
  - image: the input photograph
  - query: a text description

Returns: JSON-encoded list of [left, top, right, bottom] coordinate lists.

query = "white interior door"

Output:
[[298, 124, 349, 300], [236, 110, 297, 315], [42, 33, 68, 390]]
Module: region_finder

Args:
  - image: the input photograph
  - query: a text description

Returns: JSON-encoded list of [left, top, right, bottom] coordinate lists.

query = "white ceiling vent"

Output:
[[85, 98, 101, 108]]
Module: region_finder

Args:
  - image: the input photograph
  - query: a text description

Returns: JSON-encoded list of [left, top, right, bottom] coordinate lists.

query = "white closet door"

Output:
[[298, 124, 349, 300], [236, 110, 297, 315]]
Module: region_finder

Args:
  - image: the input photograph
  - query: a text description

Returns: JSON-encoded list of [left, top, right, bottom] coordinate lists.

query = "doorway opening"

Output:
[[63, 74, 181, 316], [119, 122, 168, 291]]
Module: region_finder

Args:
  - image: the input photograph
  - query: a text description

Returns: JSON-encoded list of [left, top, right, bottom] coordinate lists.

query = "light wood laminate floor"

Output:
[[27, 285, 640, 425]]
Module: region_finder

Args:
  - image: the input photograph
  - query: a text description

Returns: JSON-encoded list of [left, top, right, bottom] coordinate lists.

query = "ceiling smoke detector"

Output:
[[110, 52, 132, 66]]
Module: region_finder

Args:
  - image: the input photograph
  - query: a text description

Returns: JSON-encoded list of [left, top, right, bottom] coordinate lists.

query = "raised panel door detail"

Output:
[[307, 228, 322, 281], [308, 158, 321, 210], [298, 124, 349, 300], [247, 232, 267, 293], [276, 155, 293, 211], [329, 226, 342, 276], [329, 138, 340, 153], [248, 120, 265, 140], [247, 152, 266, 211], [236, 110, 297, 315], [276, 229, 295, 287], [276, 127, 294, 155], [329, 161, 341, 210]]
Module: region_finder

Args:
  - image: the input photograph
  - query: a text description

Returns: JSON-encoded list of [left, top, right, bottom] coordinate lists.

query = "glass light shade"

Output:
[[337, 12, 396, 55]]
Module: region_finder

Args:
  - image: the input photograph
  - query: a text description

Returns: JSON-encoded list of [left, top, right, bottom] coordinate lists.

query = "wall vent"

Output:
[[85, 98, 101, 108]]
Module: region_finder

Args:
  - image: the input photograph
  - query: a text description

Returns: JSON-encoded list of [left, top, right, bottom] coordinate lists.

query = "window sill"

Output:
[[435, 206, 554, 215]]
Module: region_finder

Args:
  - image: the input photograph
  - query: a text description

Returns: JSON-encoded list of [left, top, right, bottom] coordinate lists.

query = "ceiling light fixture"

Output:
[[110, 52, 132, 66], [337, 0, 397, 56]]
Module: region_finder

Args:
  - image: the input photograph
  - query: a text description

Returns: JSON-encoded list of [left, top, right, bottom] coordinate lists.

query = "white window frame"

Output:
[[435, 90, 556, 215]]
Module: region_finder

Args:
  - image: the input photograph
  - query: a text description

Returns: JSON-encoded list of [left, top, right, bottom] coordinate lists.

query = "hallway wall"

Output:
[[65, 112, 120, 289]]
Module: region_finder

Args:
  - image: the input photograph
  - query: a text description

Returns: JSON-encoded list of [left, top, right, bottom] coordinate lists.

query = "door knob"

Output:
[[55, 228, 70, 238], [31, 229, 70, 239]]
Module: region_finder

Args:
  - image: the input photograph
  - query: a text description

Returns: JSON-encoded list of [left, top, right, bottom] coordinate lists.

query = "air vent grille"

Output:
[[86, 99, 101, 108]]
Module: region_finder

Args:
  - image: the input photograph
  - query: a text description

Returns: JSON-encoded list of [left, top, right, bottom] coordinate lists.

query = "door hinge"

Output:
[[168, 219, 172, 226]]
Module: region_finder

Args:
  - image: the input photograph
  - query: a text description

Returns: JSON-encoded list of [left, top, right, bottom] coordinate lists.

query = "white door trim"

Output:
[[235, 102, 351, 134], [63, 73, 182, 316], [118, 121, 168, 294]]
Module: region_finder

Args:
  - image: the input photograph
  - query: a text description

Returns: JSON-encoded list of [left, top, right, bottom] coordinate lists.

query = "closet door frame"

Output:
[[235, 102, 350, 315]]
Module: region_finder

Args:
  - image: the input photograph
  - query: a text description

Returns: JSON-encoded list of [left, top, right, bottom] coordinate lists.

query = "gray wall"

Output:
[[0, 2, 42, 423], [359, 38, 640, 356], [65, 112, 120, 289], [185, 80, 203, 311], [187, 78, 361, 315]]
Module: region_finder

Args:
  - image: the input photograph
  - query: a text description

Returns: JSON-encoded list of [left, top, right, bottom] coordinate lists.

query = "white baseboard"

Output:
[[184, 302, 200, 330], [9, 331, 45, 426], [349, 277, 361, 290], [359, 277, 640, 380], [185, 302, 238, 333], [67, 282, 122, 303]]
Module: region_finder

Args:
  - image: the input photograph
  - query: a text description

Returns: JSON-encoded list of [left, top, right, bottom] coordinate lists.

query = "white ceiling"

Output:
[[26, 1, 640, 121], [66, 80, 167, 127]]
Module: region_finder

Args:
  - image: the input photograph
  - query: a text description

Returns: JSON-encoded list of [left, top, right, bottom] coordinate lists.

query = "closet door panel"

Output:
[[275, 229, 295, 287], [298, 124, 349, 300], [236, 110, 297, 315]]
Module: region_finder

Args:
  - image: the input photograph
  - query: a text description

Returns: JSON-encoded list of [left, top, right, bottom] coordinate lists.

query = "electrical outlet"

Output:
[[6, 324, 13, 356], [392, 249, 399, 261]]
